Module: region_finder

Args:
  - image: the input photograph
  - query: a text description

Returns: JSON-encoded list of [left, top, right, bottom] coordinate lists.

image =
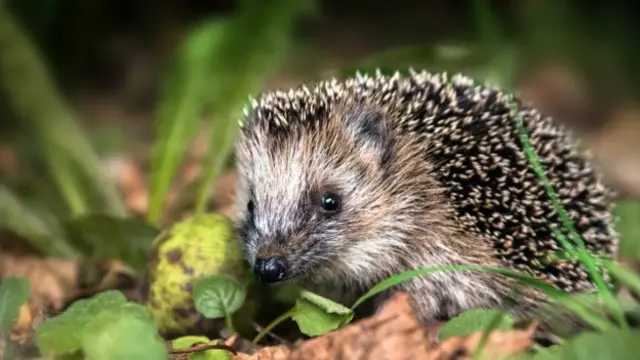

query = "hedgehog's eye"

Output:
[[319, 192, 341, 214]]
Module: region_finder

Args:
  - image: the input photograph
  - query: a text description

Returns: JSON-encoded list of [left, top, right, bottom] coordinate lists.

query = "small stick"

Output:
[[169, 342, 238, 356]]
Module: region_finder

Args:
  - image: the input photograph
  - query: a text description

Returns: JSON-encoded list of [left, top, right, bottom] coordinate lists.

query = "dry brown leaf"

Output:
[[429, 324, 536, 360], [0, 253, 79, 355], [0, 253, 79, 311], [232, 292, 536, 360], [232, 292, 435, 360], [232, 345, 291, 360], [8, 304, 33, 345]]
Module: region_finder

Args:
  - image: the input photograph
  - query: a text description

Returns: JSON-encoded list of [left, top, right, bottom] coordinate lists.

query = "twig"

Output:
[[169, 342, 238, 356]]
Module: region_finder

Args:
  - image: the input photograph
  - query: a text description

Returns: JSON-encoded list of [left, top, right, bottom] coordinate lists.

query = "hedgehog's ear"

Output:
[[340, 104, 394, 166]]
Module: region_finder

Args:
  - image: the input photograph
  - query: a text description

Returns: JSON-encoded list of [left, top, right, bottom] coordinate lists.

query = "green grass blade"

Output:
[[506, 94, 625, 327], [46, 144, 88, 216], [471, 0, 501, 59], [601, 260, 640, 296], [193, 0, 316, 214], [0, 9, 126, 217], [0, 185, 78, 257], [351, 264, 612, 332], [146, 20, 229, 225]]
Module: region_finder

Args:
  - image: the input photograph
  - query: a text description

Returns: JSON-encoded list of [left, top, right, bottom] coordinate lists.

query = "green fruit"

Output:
[[141, 213, 246, 334]]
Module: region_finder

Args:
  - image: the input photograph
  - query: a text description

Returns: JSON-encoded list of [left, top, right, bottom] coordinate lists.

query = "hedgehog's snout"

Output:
[[253, 256, 289, 283]]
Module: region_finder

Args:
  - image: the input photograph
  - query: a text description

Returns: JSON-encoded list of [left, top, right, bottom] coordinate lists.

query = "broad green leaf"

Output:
[[298, 290, 352, 316], [81, 312, 166, 360], [438, 308, 515, 340], [172, 336, 231, 360], [614, 201, 640, 259], [556, 328, 640, 360], [291, 291, 353, 337], [36, 290, 155, 356], [64, 214, 159, 271], [193, 275, 246, 319], [531, 346, 563, 360], [0, 277, 30, 332], [508, 346, 562, 360], [271, 282, 303, 304]]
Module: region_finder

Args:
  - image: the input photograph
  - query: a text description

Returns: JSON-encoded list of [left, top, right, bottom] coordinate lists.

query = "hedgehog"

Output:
[[232, 69, 619, 329]]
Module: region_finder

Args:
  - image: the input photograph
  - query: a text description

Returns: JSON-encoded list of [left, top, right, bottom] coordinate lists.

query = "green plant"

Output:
[[170, 336, 232, 360], [0, 9, 126, 218], [192, 275, 246, 334], [146, 0, 315, 226], [35, 290, 165, 359], [0, 277, 31, 360]]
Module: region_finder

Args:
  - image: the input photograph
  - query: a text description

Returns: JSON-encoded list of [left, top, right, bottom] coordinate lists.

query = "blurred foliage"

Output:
[[148, 0, 315, 225], [0, 0, 315, 267]]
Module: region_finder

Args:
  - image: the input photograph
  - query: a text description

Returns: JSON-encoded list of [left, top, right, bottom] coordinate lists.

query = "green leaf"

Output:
[[35, 290, 156, 357], [509, 346, 563, 360], [614, 201, 640, 259], [172, 336, 232, 360], [291, 290, 353, 337], [556, 328, 640, 360], [298, 290, 352, 316], [0, 184, 78, 257], [64, 214, 159, 272], [146, 19, 229, 226], [193, 275, 246, 319], [438, 309, 515, 340], [81, 312, 166, 360], [0, 277, 30, 332]]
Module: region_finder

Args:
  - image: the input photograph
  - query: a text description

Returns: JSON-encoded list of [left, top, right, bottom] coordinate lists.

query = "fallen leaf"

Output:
[[230, 292, 536, 360], [8, 303, 33, 344], [0, 253, 79, 311], [232, 346, 291, 360], [430, 323, 537, 360]]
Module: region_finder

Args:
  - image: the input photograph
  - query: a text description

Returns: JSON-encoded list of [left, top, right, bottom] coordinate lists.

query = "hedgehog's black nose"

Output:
[[253, 257, 288, 283]]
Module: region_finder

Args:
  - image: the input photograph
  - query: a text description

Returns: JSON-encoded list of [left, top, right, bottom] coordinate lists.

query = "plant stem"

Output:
[[48, 148, 88, 217], [252, 308, 297, 345], [225, 312, 235, 335], [2, 334, 16, 360]]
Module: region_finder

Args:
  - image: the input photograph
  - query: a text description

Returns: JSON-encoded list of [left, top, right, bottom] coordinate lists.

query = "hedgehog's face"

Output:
[[234, 101, 430, 286]]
